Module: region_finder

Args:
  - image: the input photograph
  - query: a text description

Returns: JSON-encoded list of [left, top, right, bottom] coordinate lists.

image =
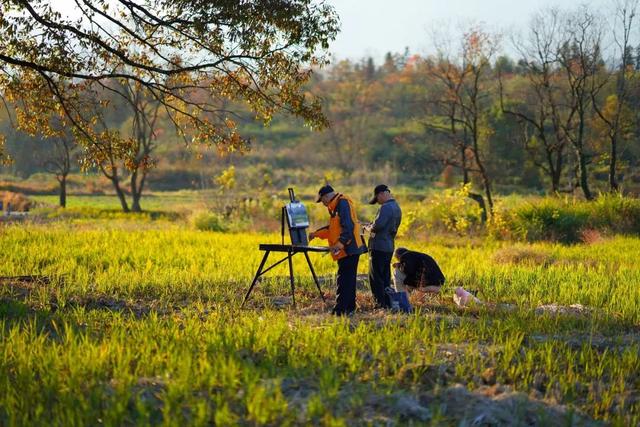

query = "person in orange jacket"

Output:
[[309, 185, 367, 315]]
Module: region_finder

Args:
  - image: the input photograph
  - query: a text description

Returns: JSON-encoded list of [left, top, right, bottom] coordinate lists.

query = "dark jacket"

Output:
[[368, 199, 402, 253], [397, 250, 445, 287]]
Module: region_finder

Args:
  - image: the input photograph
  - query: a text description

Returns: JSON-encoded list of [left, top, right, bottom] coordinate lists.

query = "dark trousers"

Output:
[[333, 254, 360, 315], [369, 250, 393, 308]]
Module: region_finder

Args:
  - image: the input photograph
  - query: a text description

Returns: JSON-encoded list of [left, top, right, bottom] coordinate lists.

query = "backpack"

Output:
[[385, 287, 413, 313]]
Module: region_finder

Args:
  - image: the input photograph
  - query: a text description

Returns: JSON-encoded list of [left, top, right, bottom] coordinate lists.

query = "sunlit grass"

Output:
[[1, 213, 639, 425]]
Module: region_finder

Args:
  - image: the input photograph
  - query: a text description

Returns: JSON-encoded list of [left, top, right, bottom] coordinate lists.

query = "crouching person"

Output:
[[309, 185, 367, 316], [393, 247, 445, 294]]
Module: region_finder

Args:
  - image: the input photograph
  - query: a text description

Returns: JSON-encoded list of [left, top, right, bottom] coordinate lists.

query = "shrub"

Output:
[[192, 211, 227, 232], [506, 199, 590, 243], [589, 193, 640, 234], [502, 194, 640, 243], [408, 184, 484, 236]]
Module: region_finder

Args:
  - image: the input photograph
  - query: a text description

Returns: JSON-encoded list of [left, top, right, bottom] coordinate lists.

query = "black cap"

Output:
[[316, 184, 334, 202], [369, 184, 390, 204]]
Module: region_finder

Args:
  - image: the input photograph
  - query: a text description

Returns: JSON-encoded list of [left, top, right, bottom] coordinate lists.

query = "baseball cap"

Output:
[[316, 184, 335, 202], [369, 184, 390, 204]]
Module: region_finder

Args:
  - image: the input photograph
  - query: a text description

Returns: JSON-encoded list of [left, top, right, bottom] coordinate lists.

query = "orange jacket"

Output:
[[313, 193, 366, 261]]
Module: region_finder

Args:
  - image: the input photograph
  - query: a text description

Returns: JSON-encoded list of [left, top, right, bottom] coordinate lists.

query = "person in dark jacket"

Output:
[[365, 184, 402, 308], [393, 247, 445, 293], [309, 185, 367, 316]]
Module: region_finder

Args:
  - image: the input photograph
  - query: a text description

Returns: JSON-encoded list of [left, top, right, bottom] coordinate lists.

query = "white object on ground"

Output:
[[393, 267, 407, 293], [453, 287, 481, 307]]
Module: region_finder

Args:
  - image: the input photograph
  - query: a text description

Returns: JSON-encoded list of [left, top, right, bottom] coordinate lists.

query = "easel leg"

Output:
[[287, 250, 296, 308], [304, 251, 326, 302], [242, 251, 270, 308]]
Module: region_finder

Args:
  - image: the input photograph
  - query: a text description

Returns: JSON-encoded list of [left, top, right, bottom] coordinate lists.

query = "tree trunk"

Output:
[[552, 150, 563, 194], [468, 192, 487, 223], [58, 175, 67, 208], [609, 136, 619, 192], [551, 170, 560, 194], [131, 194, 142, 212], [131, 172, 147, 212], [471, 138, 494, 215], [574, 103, 593, 200], [111, 178, 130, 212], [481, 174, 493, 215], [130, 170, 145, 213], [576, 148, 593, 200], [461, 145, 469, 184], [542, 149, 558, 193]]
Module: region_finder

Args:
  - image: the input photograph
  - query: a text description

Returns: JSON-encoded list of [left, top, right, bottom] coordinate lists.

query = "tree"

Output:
[[119, 80, 162, 212], [460, 28, 500, 215], [557, 6, 604, 200], [42, 135, 77, 208], [2, 71, 78, 207], [423, 26, 500, 218], [317, 60, 384, 171], [364, 57, 376, 81], [590, 0, 638, 192], [419, 56, 475, 185], [500, 8, 569, 193], [381, 52, 398, 74], [75, 88, 134, 212], [0, 0, 339, 166]]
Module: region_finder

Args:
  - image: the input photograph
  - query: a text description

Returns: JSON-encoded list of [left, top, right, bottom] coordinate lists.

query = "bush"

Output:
[[589, 194, 640, 234], [192, 211, 227, 232], [502, 194, 640, 243], [398, 184, 484, 237], [505, 199, 590, 243], [401, 190, 640, 244]]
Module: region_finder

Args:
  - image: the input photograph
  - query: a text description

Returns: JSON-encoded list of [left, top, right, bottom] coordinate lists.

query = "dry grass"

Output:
[[492, 245, 555, 266], [0, 191, 33, 211]]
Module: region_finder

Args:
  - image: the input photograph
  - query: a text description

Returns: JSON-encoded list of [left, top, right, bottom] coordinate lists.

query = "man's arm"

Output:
[[371, 204, 392, 233], [310, 225, 329, 240]]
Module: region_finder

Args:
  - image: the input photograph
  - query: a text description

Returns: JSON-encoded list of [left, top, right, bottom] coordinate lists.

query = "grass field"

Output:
[[1, 198, 640, 426]]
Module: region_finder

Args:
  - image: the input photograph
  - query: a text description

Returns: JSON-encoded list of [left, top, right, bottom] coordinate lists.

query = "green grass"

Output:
[[31, 191, 205, 212], [0, 213, 639, 425]]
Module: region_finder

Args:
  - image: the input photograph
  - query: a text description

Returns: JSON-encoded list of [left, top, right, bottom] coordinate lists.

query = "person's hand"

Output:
[[329, 241, 344, 254], [308, 232, 315, 241]]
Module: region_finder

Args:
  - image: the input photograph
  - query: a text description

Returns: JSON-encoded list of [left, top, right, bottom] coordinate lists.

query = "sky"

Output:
[[51, 0, 615, 61], [326, 0, 611, 61]]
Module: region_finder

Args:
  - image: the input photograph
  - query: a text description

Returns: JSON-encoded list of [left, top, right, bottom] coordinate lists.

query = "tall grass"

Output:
[[399, 191, 640, 243], [501, 194, 640, 243], [0, 200, 640, 424]]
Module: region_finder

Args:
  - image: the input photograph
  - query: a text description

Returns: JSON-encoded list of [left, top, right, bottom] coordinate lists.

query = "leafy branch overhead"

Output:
[[0, 0, 339, 158]]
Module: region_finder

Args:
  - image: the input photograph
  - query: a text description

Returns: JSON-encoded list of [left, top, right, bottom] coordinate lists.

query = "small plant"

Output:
[[215, 166, 236, 191], [191, 211, 226, 232]]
